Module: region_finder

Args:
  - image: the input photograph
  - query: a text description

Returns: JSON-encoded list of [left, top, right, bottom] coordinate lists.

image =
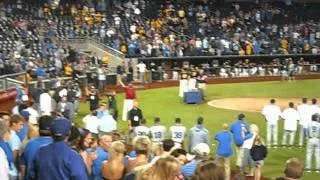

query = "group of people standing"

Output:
[[262, 98, 320, 172]]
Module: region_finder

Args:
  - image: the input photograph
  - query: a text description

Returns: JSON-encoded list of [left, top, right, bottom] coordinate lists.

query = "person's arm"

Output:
[[69, 153, 88, 180], [119, 78, 126, 88]]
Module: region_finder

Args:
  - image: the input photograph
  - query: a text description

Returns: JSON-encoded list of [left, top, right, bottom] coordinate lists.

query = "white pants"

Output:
[[179, 79, 188, 97], [235, 146, 244, 167], [266, 123, 278, 146], [298, 125, 306, 146], [282, 130, 296, 146], [122, 99, 134, 121], [306, 138, 320, 170], [188, 78, 196, 91]]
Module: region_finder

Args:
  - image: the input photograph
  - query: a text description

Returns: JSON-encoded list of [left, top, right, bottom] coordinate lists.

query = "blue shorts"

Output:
[[254, 160, 264, 167]]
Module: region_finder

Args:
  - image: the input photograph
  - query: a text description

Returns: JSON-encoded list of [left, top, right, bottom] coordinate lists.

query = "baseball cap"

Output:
[[187, 143, 210, 161], [20, 110, 30, 121], [38, 115, 53, 134], [51, 118, 71, 137]]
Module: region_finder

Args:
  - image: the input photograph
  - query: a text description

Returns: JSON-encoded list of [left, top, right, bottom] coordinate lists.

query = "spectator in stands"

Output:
[[126, 136, 151, 173], [92, 133, 113, 180], [0, 119, 10, 180], [190, 160, 225, 180], [27, 118, 87, 180], [78, 129, 97, 177], [230, 113, 252, 168], [171, 148, 187, 166], [102, 141, 126, 180], [188, 117, 210, 153], [137, 156, 181, 180], [8, 115, 24, 174], [275, 158, 304, 180], [20, 115, 53, 180], [181, 143, 210, 178], [215, 123, 232, 180]]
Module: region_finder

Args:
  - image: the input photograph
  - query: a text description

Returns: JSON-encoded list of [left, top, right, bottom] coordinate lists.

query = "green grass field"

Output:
[[76, 79, 320, 180]]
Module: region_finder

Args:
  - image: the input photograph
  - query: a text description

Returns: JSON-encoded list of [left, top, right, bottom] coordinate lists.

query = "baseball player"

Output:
[[281, 102, 300, 148], [262, 99, 282, 148], [169, 118, 186, 148], [134, 118, 150, 137], [150, 117, 166, 143], [297, 98, 311, 147], [305, 114, 320, 173]]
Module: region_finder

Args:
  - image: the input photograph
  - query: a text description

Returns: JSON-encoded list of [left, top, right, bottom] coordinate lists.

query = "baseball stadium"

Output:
[[0, 1, 320, 180]]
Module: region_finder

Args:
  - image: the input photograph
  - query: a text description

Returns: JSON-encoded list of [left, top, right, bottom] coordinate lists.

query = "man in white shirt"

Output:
[[262, 99, 282, 148], [150, 117, 166, 143], [39, 90, 53, 115], [0, 120, 9, 180], [310, 98, 320, 116], [82, 111, 101, 135], [170, 118, 186, 148], [281, 102, 300, 148], [297, 98, 311, 147], [134, 118, 150, 136], [305, 114, 320, 173], [136, 61, 146, 83]]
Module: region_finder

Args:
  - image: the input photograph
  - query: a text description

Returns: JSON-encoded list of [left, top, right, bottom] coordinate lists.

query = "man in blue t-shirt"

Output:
[[92, 133, 112, 180], [230, 113, 252, 167], [20, 115, 53, 180], [27, 118, 87, 180], [215, 123, 233, 180]]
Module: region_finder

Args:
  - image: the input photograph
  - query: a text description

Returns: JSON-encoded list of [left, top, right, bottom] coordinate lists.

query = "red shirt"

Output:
[[125, 87, 136, 99]]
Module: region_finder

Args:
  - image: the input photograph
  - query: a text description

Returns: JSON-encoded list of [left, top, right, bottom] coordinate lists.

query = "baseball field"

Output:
[[76, 79, 320, 180]]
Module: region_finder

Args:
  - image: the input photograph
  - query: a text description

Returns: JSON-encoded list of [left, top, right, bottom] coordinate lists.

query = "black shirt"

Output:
[[128, 108, 143, 127]]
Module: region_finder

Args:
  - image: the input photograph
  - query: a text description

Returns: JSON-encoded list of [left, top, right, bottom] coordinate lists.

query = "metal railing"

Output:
[[0, 72, 26, 91]]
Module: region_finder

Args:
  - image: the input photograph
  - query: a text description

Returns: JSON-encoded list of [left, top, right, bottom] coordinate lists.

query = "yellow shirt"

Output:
[[178, 10, 185, 18], [246, 43, 253, 55], [64, 65, 73, 76], [102, 55, 110, 64], [280, 39, 288, 50], [121, 45, 127, 54]]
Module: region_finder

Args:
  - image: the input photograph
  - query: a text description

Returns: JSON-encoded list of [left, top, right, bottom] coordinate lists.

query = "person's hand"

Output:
[[89, 151, 98, 161]]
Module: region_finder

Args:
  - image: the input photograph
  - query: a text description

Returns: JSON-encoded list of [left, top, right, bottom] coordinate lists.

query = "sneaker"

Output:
[[298, 146, 303, 149], [306, 170, 311, 173], [315, 170, 320, 173], [273, 145, 278, 149]]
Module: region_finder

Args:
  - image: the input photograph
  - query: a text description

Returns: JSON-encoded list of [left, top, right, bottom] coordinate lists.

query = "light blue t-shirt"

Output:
[[9, 130, 21, 151]]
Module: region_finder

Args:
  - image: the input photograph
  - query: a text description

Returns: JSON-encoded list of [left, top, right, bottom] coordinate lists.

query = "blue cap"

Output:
[[52, 118, 71, 137], [20, 110, 30, 121]]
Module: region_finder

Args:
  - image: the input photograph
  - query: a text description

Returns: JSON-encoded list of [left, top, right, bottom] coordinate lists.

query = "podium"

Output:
[[184, 91, 202, 104]]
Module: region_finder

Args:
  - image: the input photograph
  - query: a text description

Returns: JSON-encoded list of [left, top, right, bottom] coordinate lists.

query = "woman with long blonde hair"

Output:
[[137, 156, 181, 180], [102, 141, 126, 180], [250, 134, 267, 180]]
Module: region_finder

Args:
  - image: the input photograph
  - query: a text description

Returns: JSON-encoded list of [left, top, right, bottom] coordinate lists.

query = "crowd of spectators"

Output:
[[0, 98, 307, 180]]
